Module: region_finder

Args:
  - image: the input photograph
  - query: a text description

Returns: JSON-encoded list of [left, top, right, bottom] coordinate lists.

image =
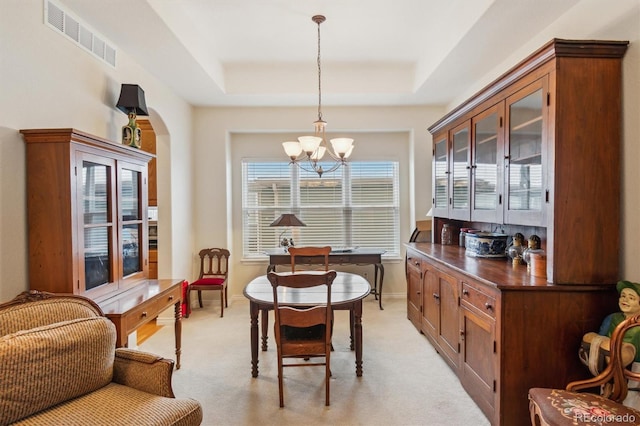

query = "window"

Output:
[[242, 160, 400, 259]]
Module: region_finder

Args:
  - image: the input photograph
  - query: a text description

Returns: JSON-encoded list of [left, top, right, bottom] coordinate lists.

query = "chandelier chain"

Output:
[[316, 17, 322, 122]]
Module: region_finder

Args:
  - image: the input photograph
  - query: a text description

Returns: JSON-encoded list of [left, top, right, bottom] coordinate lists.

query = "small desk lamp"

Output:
[[270, 214, 306, 250], [116, 84, 149, 149]]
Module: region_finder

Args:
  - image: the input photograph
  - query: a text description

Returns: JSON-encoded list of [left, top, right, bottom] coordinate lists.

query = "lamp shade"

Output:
[[269, 213, 306, 227], [116, 84, 149, 116]]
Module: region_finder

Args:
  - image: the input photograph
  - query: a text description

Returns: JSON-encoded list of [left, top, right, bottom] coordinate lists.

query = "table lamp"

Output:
[[116, 84, 149, 149], [270, 214, 306, 250]]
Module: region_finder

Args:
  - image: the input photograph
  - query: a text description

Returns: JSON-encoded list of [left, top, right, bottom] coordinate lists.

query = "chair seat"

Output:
[[190, 277, 225, 287], [529, 388, 640, 426]]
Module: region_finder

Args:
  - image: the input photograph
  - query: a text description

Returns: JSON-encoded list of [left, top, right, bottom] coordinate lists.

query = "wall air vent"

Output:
[[44, 0, 117, 68]]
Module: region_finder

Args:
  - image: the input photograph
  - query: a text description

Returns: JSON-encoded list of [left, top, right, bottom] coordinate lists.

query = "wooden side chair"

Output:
[[288, 246, 332, 272], [528, 313, 640, 425], [267, 270, 337, 407], [186, 248, 230, 318]]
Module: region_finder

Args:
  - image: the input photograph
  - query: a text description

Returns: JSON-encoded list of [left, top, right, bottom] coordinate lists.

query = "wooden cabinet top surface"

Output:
[[97, 279, 183, 316], [405, 242, 614, 291]]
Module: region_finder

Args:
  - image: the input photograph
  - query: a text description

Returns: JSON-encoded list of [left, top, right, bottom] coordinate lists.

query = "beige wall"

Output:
[[192, 106, 443, 299], [0, 0, 195, 302], [1, 0, 640, 305]]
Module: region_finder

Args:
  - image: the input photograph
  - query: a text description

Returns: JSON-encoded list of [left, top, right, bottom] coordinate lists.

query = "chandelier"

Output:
[[282, 15, 354, 178]]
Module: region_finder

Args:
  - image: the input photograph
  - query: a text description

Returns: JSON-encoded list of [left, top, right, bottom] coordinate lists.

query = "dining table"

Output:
[[243, 271, 370, 377]]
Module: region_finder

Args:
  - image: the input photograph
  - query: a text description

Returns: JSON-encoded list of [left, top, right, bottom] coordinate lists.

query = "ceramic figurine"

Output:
[[507, 232, 525, 265]]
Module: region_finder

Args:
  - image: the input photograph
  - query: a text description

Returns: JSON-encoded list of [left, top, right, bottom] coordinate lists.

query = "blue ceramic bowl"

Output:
[[464, 232, 509, 258]]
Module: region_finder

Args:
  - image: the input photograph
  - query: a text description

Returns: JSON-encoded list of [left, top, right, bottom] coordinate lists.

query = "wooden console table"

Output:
[[98, 279, 183, 369], [265, 248, 385, 309]]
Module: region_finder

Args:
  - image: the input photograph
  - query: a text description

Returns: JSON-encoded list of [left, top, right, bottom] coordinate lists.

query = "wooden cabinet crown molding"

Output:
[[20, 128, 155, 163], [428, 39, 629, 134]]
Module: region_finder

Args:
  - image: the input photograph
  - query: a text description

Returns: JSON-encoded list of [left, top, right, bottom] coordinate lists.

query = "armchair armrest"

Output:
[[112, 348, 175, 398]]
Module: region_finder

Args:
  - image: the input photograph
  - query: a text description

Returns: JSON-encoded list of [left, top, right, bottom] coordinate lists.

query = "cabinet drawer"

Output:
[[406, 255, 423, 274], [124, 290, 180, 332], [461, 282, 496, 319]]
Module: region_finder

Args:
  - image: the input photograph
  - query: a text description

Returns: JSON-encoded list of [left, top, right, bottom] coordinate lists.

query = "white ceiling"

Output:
[[59, 0, 581, 107]]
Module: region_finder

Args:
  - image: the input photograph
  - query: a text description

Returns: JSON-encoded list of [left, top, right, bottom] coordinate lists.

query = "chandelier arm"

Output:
[[320, 160, 347, 175], [290, 156, 346, 177]]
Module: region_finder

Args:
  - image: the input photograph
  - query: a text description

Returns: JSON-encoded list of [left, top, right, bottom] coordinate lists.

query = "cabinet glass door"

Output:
[[80, 156, 117, 295], [450, 122, 471, 220], [119, 164, 145, 278], [432, 134, 449, 217], [471, 104, 503, 223], [505, 78, 547, 225]]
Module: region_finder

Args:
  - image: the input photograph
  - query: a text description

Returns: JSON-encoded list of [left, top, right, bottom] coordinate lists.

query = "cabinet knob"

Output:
[[141, 311, 148, 318], [462, 289, 469, 296], [485, 303, 493, 311], [168, 295, 174, 301], [433, 293, 440, 300]]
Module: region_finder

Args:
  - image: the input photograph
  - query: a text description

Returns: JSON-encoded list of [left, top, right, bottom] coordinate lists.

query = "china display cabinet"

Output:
[[21, 128, 153, 302], [409, 38, 628, 425], [428, 39, 628, 284]]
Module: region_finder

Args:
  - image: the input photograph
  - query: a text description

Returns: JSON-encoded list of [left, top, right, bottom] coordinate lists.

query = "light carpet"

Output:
[[140, 296, 490, 426]]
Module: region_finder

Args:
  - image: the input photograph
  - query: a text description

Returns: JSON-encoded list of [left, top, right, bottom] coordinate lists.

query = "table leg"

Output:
[[375, 263, 385, 310], [261, 308, 269, 351], [349, 309, 355, 350], [250, 301, 259, 377], [109, 320, 128, 348], [174, 300, 182, 369], [354, 301, 364, 376]]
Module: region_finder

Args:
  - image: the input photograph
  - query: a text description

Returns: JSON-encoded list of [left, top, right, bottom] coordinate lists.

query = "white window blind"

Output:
[[242, 160, 400, 259]]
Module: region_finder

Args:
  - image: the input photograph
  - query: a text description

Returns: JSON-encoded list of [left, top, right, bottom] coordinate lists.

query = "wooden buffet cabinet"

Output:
[[406, 244, 616, 426], [407, 39, 628, 425]]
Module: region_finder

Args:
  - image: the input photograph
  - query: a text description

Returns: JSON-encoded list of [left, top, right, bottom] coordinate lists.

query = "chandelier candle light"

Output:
[[282, 15, 354, 178]]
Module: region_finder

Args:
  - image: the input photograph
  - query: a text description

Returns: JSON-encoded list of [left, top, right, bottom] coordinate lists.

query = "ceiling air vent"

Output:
[[44, 0, 117, 68]]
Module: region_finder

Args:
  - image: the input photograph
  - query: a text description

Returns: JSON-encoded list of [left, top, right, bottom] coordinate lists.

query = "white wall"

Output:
[[192, 106, 443, 299], [0, 0, 195, 301]]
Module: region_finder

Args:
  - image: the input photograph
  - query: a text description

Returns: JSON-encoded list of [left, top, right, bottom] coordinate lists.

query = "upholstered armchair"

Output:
[[0, 291, 202, 425]]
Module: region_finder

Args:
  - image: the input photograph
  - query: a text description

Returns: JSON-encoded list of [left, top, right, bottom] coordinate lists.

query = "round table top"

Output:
[[243, 271, 370, 306]]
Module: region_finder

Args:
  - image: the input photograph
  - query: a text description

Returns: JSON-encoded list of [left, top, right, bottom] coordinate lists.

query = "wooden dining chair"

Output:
[[186, 248, 230, 318], [288, 246, 332, 272], [267, 270, 337, 407], [528, 313, 640, 425]]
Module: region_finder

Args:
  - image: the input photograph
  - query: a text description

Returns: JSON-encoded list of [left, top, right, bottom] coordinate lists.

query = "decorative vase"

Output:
[[122, 112, 142, 149], [441, 223, 453, 245]]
